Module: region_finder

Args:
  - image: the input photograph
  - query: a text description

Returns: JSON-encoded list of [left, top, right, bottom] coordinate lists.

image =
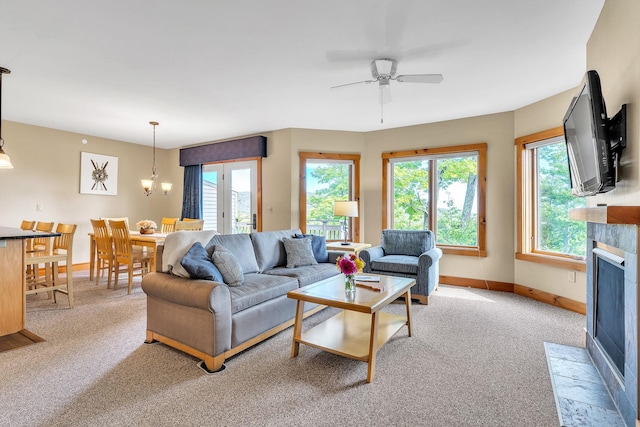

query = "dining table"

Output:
[[88, 231, 167, 281]]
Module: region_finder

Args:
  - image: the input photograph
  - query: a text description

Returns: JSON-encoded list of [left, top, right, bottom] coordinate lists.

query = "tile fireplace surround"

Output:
[[570, 206, 640, 426]]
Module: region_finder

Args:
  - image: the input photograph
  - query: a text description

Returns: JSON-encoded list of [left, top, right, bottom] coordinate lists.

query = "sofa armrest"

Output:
[[418, 247, 443, 269], [360, 246, 385, 273], [141, 272, 231, 312], [327, 250, 348, 264]]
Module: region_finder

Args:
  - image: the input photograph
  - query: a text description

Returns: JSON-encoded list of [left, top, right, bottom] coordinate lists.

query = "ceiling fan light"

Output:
[[374, 59, 393, 76]]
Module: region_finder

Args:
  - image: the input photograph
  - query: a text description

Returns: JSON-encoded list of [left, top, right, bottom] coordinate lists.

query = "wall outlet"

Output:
[[36, 203, 43, 212], [568, 271, 576, 282]]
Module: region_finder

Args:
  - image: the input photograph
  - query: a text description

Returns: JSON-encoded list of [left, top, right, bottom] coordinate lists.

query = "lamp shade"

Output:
[[0, 147, 13, 169], [334, 201, 358, 217]]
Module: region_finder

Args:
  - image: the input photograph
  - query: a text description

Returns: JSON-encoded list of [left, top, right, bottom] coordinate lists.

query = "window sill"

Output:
[[441, 246, 487, 257], [515, 252, 586, 272]]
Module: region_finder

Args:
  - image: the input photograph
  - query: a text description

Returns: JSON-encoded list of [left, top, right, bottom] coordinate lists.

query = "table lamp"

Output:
[[334, 201, 358, 245]]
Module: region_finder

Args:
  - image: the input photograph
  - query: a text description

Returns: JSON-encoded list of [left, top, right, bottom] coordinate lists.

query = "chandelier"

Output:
[[141, 121, 172, 196]]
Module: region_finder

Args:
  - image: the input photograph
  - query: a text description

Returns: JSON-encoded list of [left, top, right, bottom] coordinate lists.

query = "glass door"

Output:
[[202, 160, 258, 234]]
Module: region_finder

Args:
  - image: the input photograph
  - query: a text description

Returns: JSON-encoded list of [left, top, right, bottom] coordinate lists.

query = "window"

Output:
[[383, 143, 486, 256], [516, 127, 586, 271], [299, 152, 360, 242]]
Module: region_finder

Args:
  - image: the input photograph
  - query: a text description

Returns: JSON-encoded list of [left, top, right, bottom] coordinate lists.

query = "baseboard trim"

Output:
[[439, 275, 585, 315], [440, 275, 514, 292], [513, 284, 586, 315]]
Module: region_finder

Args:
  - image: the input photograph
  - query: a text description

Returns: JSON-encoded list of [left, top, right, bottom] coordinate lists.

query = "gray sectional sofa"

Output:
[[141, 228, 343, 372]]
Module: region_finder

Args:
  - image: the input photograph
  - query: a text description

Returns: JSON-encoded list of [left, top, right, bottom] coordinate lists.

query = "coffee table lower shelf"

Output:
[[296, 310, 408, 361]]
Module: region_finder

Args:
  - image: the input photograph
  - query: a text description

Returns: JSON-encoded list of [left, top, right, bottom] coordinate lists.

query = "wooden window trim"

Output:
[[515, 127, 586, 271], [382, 143, 487, 257], [299, 152, 361, 242]]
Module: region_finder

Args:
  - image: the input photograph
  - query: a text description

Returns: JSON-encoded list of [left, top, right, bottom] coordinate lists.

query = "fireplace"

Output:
[[593, 247, 626, 379], [586, 221, 638, 426]]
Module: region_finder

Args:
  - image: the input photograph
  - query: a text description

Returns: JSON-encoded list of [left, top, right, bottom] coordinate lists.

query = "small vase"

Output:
[[344, 274, 356, 299], [140, 228, 154, 235]]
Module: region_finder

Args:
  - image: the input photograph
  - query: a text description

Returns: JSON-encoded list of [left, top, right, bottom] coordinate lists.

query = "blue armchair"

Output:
[[360, 229, 442, 305]]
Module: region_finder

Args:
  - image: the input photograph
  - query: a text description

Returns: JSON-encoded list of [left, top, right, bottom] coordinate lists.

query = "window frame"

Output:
[[382, 143, 487, 257], [299, 152, 361, 242], [515, 127, 586, 272]]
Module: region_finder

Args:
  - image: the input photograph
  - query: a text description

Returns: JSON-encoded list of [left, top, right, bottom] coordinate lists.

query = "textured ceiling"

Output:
[[0, 0, 604, 148]]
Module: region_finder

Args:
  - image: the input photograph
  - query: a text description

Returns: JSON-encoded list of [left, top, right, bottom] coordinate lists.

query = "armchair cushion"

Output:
[[382, 229, 433, 256], [370, 255, 418, 275]]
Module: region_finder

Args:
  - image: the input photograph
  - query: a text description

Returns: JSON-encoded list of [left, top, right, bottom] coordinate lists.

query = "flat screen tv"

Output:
[[563, 70, 626, 197]]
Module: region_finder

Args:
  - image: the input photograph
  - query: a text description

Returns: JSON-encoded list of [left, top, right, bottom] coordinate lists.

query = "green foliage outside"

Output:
[[306, 163, 350, 221], [537, 143, 587, 257], [392, 157, 478, 246]]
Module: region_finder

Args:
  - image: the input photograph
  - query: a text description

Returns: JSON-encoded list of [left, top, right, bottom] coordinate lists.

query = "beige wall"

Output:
[[587, 0, 640, 206], [363, 113, 516, 284], [0, 120, 180, 265], [514, 89, 588, 302]]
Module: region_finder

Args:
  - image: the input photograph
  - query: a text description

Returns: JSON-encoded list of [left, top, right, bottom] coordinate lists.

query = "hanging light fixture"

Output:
[[0, 67, 14, 169], [141, 121, 172, 196]]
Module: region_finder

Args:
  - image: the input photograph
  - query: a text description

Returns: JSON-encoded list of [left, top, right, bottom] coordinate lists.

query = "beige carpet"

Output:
[[1, 271, 585, 426]]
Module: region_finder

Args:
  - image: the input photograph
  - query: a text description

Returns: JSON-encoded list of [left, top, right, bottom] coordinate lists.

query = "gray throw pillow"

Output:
[[282, 237, 317, 269], [212, 245, 244, 287], [180, 242, 224, 282]]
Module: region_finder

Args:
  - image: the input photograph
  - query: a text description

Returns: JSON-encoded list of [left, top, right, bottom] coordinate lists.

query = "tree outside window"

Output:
[[383, 143, 487, 256]]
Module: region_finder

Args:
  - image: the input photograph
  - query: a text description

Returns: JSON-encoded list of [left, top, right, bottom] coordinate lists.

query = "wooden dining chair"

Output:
[[160, 217, 179, 234], [25, 223, 77, 308], [90, 219, 114, 288], [109, 220, 151, 294], [20, 220, 36, 231], [175, 220, 204, 231], [101, 217, 129, 231]]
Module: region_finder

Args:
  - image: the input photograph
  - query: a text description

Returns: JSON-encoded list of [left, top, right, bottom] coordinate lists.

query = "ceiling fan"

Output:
[[331, 58, 443, 122]]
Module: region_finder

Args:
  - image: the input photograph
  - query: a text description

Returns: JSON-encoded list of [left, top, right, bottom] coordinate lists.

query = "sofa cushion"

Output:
[[229, 273, 298, 313], [382, 229, 432, 257], [212, 245, 244, 287], [371, 255, 419, 275], [283, 237, 317, 268], [250, 229, 301, 272], [162, 229, 219, 277], [180, 242, 224, 282], [209, 234, 260, 274], [265, 263, 339, 287], [294, 233, 329, 263]]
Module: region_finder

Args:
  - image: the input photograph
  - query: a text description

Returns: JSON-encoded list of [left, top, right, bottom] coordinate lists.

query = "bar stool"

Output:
[[25, 223, 77, 307]]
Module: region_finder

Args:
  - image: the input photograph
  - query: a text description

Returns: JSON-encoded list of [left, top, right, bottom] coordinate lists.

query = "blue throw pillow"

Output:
[[294, 233, 329, 263], [180, 242, 224, 282]]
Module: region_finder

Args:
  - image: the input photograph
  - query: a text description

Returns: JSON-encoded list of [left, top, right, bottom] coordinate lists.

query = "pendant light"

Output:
[[141, 121, 172, 196], [0, 67, 13, 169]]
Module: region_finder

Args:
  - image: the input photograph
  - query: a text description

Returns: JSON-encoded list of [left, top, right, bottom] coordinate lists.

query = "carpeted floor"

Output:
[[1, 271, 585, 426]]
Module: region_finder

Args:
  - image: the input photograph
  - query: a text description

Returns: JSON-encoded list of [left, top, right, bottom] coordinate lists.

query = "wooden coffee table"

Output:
[[287, 273, 415, 383]]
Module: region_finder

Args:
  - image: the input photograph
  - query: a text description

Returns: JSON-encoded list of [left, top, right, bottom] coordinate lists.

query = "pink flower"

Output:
[[337, 257, 357, 275]]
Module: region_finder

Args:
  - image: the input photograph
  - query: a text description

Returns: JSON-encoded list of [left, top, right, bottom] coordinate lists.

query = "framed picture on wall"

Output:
[[80, 152, 118, 195]]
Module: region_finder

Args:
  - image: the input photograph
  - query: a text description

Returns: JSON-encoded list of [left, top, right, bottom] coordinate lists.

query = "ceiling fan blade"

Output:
[[395, 74, 443, 84], [330, 80, 376, 89]]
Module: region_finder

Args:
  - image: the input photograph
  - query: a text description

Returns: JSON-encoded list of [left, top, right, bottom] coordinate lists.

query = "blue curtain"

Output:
[[181, 165, 202, 220]]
